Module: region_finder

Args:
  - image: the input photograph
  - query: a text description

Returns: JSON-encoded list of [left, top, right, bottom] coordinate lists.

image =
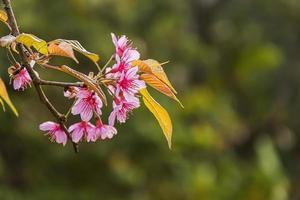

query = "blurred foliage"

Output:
[[0, 0, 299, 199]]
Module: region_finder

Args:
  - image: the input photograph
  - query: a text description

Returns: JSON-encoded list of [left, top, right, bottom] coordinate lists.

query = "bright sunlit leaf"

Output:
[[133, 59, 177, 93], [132, 60, 152, 74], [140, 74, 183, 108], [48, 42, 79, 63], [133, 59, 183, 107], [144, 59, 176, 93], [140, 88, 173, 149], [16, 33, 48, 55], [0, 78, 18, 116]]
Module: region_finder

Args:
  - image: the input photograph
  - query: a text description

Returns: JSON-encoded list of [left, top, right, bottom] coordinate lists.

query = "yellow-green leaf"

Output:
[[0, 10, 8, 23], [0, 78, 18, 116], [140, 88, 173, 149], [16, 33, 48, 55]]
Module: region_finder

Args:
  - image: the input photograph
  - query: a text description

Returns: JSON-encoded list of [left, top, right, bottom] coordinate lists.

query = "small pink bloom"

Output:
[[68, 121, 95, 143], [109, 96, 140, 126], [115, 67, 145, 97], [111, 33, 140, 62], [39, 121, 67, 146], [109, 59, 130, 74], [13, 68, 32, 90], [94, 119, 117, 140], [108, 50, 140, 74], [111, 33, 130, 57], [71, 88, 103, 121]]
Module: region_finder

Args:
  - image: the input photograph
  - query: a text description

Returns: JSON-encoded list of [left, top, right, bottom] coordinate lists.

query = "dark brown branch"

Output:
[[2, 0, 79, 153]]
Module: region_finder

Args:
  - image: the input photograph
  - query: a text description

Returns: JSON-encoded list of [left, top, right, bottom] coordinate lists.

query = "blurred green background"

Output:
[[0, 0, 299, 199]]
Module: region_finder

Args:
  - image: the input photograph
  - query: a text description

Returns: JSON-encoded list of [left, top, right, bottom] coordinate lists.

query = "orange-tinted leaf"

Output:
[[140, 88, 172, 149], [143, 59, 177, 94], [0, 78, 18, 116], [51, 39, 99, 64], [16, 33, 48, 55], [140, 74, 183, 108], [132, 60, 152, 73], [133, 59, 177, 94], [48, 42, 79, 63]]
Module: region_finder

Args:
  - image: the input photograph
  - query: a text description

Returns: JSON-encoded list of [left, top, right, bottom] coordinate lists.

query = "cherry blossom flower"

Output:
[[108, 50, 140, 74], [68, 121, 95, 143], [109, 96, 140, 126], [71, 88, 103, 121], [13, 68, 32, 90], [108, 58, 130, 74], [111, 33, 130, 57], [111, 33, 140, 62], [114, 67, 145, 98], [94, 119, 117, 141], [39, 121, 67, 146]]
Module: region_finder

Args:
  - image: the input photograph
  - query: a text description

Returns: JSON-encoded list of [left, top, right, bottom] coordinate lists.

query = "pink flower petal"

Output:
[[55, 130, 67, 146], [71, 128, 84, 143], [39, 121, 58, 131]]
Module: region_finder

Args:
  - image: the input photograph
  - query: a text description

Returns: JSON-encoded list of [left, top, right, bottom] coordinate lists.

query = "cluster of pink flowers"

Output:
[[37, 33, 145, 146], [106, 33, 145, 126]]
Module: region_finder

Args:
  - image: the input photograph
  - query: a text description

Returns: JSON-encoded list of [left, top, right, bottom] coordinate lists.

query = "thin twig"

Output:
[[101, 55, 114, 73], [37, 62, 64, 72], [2, 0, 79, 153], [39, 80, 84, 87]]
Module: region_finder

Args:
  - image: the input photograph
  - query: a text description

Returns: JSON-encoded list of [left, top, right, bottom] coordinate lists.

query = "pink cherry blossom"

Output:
[[109, 96, 140, 126], [114, 67, 145, 98], [111, 33, 131, 57], [71, 88, 103, 121], [13, 68, 32, 90], [94, 119, 117, 141], [68, 121, 95, 143], [111, 32, 140, 64], [108, 50, 140, 74], [108, 58, 130, 74], [39, 121, 67, 146]]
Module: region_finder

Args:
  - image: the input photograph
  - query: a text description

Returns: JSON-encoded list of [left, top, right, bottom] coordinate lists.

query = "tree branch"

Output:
[[2, 0, 79, 153]]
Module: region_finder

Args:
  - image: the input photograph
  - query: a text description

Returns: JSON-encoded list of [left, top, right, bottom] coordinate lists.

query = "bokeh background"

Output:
[[0, 0, 299, 199]]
